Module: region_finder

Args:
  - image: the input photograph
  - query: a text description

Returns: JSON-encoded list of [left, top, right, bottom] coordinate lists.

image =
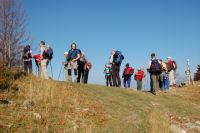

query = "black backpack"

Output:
[[23, 46, 31, 59], [43, 46, 53, 60], [150, 59, 162, 75]]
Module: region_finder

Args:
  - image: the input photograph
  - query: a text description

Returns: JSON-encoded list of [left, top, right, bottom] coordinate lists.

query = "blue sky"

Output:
[[24, 0, 200, 89]]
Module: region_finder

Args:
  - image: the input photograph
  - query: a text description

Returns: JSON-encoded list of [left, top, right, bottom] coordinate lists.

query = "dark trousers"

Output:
[[112, 64, 121, 87], [106, 75, 112, 86], [77, 62, 85, 83], [83, 68, 89, 84], [24, 60, 32, 74], [123, 76, 131, 88]]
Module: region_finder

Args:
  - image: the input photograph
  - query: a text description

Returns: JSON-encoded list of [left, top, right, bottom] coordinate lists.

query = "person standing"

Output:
[[40, 41, 49, 79], [167, 57, 176, 88], [122, 63, 134, 88], [110, 50, 124, 87], [63, 52, 72, 82], [23, 45, 32, 74], [77, 52, 87, 83], [83, 61, 92, 84], [147, 53, 162, 95], [104, 64, 112, 87], [135, 68, 145, 91], [68, 43, 81, 82], [159, 59, 169, 91]]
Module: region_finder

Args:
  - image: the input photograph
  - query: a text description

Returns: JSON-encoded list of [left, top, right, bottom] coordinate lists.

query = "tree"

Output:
[[0, 0, 30, 67], [194, 65, 200, 81]]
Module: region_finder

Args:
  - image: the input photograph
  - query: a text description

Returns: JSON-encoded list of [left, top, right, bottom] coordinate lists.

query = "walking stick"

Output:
[[58, 63, 64, 80], [50, 60, 53, 79]]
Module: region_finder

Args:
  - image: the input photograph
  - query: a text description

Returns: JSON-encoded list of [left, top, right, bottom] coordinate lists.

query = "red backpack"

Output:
[[125, 67, 134, 75]]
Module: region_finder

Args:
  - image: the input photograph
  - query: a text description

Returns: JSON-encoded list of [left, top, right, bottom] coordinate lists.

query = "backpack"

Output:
[[165, 62, 172, 72], [44, 46, 53, 60], [172, 61, 177, 71], [150, 59, 162, 74], [125, 67, 134, 75], [114, 51, 124, 65], [23, 46, 31, 59], [105, 67, 112, 75]]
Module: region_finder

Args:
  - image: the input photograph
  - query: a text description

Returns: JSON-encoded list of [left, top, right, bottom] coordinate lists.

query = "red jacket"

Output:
[[135, 70, 145, 81]]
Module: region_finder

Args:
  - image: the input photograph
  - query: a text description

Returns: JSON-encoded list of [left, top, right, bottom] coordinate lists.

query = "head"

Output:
[[140, 67, 144, 72], [159, 59, 163, 63], [111, 50, 115, 55], [40, 41, 45, 47], [71, 43, 77, 50], [64, 52, 68, 58], [167, 57, 172, 61], [27, 45, 30, 48], [126, 63, 129, 68], [151, 53, 156, 59], [105, 64, 109, 68]]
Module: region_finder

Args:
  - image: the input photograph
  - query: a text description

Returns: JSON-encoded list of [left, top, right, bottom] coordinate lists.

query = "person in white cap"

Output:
[[167, 57, 176, 87], [63, 51, 72, 82]]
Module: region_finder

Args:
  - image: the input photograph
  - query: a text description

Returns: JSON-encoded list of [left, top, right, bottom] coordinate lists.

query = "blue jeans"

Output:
[[160, 72, 169, 90]]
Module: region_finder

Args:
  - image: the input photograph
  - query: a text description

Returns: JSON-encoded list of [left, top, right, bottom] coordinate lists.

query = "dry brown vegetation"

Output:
[[1, 65, 200, 133]]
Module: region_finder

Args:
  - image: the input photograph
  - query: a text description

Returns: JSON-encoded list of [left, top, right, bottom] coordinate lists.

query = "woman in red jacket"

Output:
[[135, 68, 145, 91]]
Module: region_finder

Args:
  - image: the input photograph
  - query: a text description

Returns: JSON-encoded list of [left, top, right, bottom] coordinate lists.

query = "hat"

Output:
[[167, 57, 172, 59], [64, 52, 68, 55]]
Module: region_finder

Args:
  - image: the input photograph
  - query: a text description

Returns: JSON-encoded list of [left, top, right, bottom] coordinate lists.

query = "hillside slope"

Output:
[[0, 74, 200, 133]]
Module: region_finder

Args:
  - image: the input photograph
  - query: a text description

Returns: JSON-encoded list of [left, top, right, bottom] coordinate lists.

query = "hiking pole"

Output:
[[146, 70, 149, 91], [62, 65, 65, 81], [58, 63, 64, 80], [50, 60, 53, 79]]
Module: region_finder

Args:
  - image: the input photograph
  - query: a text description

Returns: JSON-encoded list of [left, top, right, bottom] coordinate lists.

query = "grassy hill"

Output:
[[0, 67, 200, 133]]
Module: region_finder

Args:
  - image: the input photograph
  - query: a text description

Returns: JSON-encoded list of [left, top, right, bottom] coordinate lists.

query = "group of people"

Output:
[[103, 51, 177, 94], [23, 44, 177, 95], [147, 53, 177, 95], [23, 42, 92, 84], [104, 51, 145, 90], [62, 43, 92, 84]]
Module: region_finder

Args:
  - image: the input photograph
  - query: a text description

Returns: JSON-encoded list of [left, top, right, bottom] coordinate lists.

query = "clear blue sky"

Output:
[[24, 0, 200, 88]]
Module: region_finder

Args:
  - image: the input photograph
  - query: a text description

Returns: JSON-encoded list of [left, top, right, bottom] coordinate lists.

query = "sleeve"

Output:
[[40, 47, 44, 59], [148, 60, 152, 69], [110, 55, 113, 63]]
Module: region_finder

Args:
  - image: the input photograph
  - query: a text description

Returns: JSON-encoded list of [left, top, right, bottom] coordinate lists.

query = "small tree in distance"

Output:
[[194, 65, 200, 81]]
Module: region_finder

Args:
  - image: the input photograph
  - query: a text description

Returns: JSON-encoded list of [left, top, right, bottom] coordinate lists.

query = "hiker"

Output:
[[110, 50, 124, 87], [159, 59, 170, 91], [83, 61, 92, 84], [135, 68, 145, 91], [23, 45, 32, 74], [167, 57, 177, 88], [40, 41, 49, 79], [147, 53, 162, 95], [63, 52, 71, 82], [122, 63, 134, 88], [77, 52, 87, 83], [68, 43, 81, 82], [33, 54, 41, 76], [104, 64, 112, 87]]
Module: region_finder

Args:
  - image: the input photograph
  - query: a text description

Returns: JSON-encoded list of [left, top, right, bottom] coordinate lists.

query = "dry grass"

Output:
[[1, 66, 200, 132]]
